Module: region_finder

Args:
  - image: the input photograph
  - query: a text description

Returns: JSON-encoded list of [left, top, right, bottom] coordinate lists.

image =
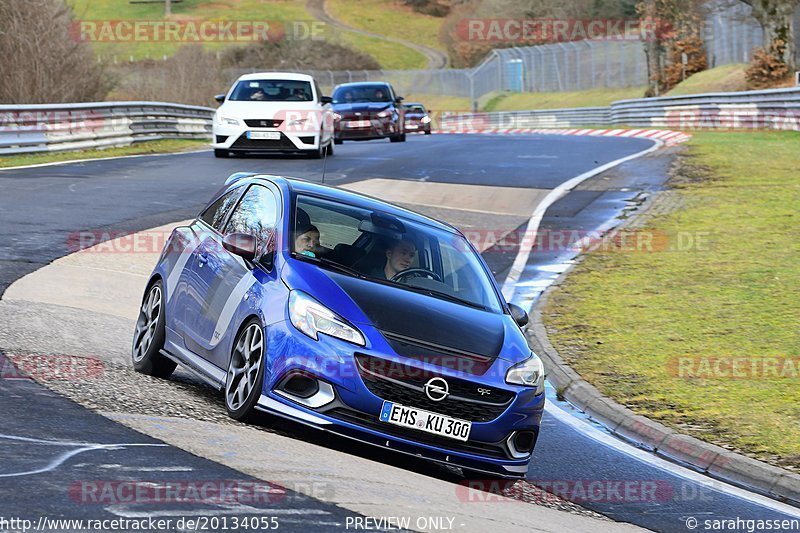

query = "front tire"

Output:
[[225, 319, 266, 422], [334, 138, 343, 145], [132, 280, 176, 379]]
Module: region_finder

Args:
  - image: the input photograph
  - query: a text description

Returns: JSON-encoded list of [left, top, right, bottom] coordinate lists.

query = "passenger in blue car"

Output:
[[367, 238, 416, 280], [294, 222, 320, 258]]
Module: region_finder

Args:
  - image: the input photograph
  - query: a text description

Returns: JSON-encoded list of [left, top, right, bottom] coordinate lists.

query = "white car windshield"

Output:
[[229, 80, 313, 102]]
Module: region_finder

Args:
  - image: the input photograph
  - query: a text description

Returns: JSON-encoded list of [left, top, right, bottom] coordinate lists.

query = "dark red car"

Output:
[[403, 103, 432, 135], [332, 82, 406, 144]]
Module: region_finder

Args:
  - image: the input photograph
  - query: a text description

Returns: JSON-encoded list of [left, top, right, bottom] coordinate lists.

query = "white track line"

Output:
[[501, 139, 663, 301], [0, 148, 210, 172], [544, 398, 800, 517]]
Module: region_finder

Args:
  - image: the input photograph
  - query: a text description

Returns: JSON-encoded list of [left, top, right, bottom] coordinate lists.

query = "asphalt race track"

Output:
[[1, 134, 799, 532]]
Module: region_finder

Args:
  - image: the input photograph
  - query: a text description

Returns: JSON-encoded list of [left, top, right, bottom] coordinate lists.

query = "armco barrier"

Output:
[[0, 102, 213, 155], [610, 86, 800, 129], [439, 87, 800, 132]]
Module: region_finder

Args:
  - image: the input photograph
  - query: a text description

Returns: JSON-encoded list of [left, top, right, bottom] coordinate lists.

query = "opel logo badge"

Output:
[[423, 377, 449, 402]]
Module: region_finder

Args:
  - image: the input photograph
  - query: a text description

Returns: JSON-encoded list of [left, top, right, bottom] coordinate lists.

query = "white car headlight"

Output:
[[420, 116, 432, 124], [505, 353, 545, 394], [221, 116, 240, 126], [289, 291, 365, 346], [333, 112, 342, 121], [287, 118, 308, 126], [377, 110, 391, 118]]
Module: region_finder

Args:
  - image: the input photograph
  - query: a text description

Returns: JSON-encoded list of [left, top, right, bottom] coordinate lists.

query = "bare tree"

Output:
[[0, 0, 112, 103], [740, 0, 798, 70]]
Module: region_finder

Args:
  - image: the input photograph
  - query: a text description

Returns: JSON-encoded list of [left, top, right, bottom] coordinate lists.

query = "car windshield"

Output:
[[333, 85, 392, 104], [291, 194, 503, 313], [229, 80, 313, 102], [405, 105, 425, 113]]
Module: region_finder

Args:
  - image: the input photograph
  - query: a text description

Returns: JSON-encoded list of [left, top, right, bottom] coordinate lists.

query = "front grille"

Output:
[[354, 354, 514, 423], [244, 119, 283, 128], [324, 406, 509, 459], [229, 132, 297, 151]]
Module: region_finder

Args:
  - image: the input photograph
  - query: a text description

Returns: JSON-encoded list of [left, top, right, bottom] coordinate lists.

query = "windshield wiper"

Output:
[[295, 254, 365, 279]]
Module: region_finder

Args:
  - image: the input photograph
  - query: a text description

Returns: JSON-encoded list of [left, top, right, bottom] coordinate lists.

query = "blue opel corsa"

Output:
[[132, 173, 545, 478]]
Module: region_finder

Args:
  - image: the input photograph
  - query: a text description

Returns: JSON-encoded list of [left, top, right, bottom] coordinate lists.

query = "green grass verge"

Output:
[[666, 64, 749, 96], [67, 0, 314, 59], [543, 130, 800, 469], [327, 0, 445, 53], [0, 139, 207, 168], [484, 87, 648, 111], [335, 31, 427, 70]]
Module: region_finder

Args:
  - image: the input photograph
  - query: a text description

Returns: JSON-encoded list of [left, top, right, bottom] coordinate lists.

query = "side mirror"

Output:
[[508, 303, 529, 328], [320, 95, 333, 105], [214, 94, 226, 104], [395, 96, 404, 103], [223, 233, 256, 261]]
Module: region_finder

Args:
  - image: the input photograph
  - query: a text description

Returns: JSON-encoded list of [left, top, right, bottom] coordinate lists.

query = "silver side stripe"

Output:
[[165, 230, 198, 301], [256, 395, 332, 425], [209, 272, 257, 348]]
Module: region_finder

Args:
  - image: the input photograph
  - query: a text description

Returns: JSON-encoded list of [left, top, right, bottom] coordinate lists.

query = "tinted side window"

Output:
[[200, 188, 241, 231], [224, 185, 279, 258]]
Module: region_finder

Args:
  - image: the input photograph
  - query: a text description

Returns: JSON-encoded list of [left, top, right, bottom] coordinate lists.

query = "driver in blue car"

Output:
[[368, 238, 416, 280]]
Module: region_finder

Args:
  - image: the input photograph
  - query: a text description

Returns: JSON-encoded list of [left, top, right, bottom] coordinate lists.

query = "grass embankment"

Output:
[[0, 139, 207, 168], [666, 64, 750, 96], [67, 0, 311, 59], [326, 0, 444, 69], [484, 87, 647, 111], [67, 0, 442, 69], [543, 131, 800, 470]]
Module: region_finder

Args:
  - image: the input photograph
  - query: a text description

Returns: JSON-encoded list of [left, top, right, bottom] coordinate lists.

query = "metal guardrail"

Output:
[[0, 87, 796, 156], [610, 87, 800, 129], [440, 87, 800, 131], [438, 107, 610, 131], [0, 102, 213, 155]]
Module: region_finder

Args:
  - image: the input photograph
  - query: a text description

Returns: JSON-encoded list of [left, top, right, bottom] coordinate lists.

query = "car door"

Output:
[[169, 186, 243, 342], [181, 183, 280, 369]]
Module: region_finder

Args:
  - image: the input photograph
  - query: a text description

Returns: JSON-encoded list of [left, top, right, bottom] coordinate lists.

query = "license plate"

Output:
[[346, 120, 371, 128], [406, 124, 418, 129], [379, 401, 471, 442], [246, 131, 281, 140]]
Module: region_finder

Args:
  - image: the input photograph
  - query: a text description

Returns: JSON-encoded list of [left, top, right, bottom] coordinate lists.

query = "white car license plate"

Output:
[[346, 120, 371, 128], [379, 401, 471, 442], [406, 124, 418, 129], [246, 131, 281, 140]]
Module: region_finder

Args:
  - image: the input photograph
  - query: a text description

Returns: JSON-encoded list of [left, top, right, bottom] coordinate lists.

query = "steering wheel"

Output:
[[391, 268, 442, 284]]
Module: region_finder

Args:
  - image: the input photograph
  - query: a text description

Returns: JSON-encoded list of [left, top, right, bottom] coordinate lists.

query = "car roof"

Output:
[[237, 72, 314, 82], [333, 82, 391, 89], [404, 103, 425, 107], [241, 174, 457, 234]]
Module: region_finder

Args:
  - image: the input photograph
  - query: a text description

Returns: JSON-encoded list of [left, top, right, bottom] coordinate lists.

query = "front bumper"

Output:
[[257, 320, 545, 477], [334, 118, 399, 140], [212, 124, 322, 153]]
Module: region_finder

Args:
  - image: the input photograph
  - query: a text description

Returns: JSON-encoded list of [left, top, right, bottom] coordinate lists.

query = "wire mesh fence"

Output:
[[223, 1, 797, 103]]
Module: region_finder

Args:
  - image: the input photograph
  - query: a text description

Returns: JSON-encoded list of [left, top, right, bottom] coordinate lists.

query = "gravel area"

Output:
[[2, 350, 607, 519]]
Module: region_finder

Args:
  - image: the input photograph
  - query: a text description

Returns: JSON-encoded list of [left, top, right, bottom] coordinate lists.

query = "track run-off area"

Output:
[[1, 134, 798, 532]]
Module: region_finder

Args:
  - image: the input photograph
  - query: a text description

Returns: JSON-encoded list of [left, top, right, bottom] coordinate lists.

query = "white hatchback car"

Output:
[[212, 72, 335, 158]]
